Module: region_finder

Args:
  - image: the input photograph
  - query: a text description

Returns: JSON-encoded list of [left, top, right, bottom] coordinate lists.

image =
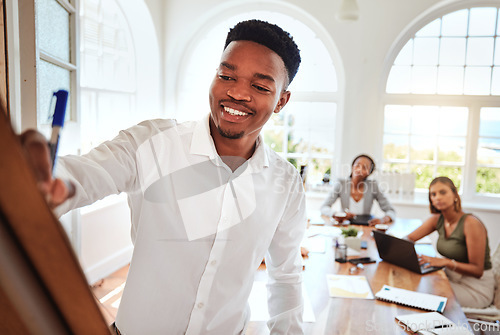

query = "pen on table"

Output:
[[49, 89, 69, 173]]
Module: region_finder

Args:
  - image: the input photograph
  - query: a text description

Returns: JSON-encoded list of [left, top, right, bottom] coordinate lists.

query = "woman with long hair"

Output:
[[406, 176, 494, 308]]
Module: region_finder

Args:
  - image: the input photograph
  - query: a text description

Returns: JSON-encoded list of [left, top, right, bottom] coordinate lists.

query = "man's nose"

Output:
[[227, 83, 251, 101]]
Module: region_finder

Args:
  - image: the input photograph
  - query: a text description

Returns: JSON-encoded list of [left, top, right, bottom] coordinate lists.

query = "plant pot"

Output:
[[344, 236, 362, 251]]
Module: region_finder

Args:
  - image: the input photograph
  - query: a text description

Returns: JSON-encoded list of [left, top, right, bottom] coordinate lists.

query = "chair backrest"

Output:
[[492, 242, 500, 309]]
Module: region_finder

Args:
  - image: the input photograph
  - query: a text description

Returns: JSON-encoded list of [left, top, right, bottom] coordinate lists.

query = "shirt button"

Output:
[[210, 260, 217, 266], [197, 302, 204, 309]]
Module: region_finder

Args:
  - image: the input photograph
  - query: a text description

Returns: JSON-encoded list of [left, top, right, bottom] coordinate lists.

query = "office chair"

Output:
[[463, 242, 500, 334]]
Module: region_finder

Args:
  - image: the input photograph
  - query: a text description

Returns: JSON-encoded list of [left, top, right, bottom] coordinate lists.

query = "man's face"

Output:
[[209, 40, 290, 141]]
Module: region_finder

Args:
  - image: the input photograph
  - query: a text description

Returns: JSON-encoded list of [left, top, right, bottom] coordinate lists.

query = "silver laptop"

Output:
[[373, 230, 443, 274]]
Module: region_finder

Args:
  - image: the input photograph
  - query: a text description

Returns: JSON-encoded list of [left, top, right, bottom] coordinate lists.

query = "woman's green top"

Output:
[[436, 213, 491, 270]]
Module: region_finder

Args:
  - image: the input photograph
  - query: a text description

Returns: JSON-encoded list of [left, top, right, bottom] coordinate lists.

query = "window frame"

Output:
[[381, 2, 500, 206]]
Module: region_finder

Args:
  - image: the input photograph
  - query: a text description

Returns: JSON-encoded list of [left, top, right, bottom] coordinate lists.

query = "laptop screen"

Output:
[[373, 230, 441, 274]]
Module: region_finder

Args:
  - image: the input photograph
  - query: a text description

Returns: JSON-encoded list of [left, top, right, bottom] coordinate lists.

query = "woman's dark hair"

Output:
[[428, 176, 462, 213], [349, 154, 375, 179]]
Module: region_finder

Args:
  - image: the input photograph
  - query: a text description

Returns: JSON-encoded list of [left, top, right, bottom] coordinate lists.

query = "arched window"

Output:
[[384, 5, 500, 201], [176, 10, 340, 187], [80, 0, 137, 153], [80, 0, 161, 155]]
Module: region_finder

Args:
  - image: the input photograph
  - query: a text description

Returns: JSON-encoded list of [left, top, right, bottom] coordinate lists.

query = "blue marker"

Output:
[[49, 90, 69, 172]]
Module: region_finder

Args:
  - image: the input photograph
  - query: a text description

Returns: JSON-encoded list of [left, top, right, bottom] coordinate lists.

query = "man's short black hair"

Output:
[[224, 19, 301, 85]]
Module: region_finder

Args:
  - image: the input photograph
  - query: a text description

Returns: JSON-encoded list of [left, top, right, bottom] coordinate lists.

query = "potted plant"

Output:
[[341, 227, 362, 251]]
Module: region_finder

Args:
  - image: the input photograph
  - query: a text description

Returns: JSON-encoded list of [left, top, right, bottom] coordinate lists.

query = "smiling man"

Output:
[[22, 20, 304, 334]]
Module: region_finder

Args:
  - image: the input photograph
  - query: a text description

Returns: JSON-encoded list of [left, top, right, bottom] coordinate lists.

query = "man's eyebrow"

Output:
[[254, 73, 275, 83], [220, 62, 235, 71], [220, 62, 275, 83]]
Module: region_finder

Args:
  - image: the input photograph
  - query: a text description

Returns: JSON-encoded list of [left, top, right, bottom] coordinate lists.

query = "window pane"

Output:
[[492, 67, 500, 95], [287, 130, 307, 155], [476, 167, 500, 194], [413, 37, 439, 65], [93, 92, 137, 144], [37, 0, 70, 62], [394, 40, 413, 65], [411, 66, 437, 93], [416, 19, 441, 37], [477, 138, 500, 165], [386, 66, 411, 93], [287, 102, 336, 154], [383, 134, 409, 160], [438, 107, 468, 135], [310, 130, 335, 154], [466, 37, 494, 66], [439, 38, 466, 65], [464, 67, 491, 95], [307, 158, 333, 186], [480, 107, 500, 137], [411, 106, 438, 134], [267, 113, 285, 127], [80, 0, 136, 91], [494, 38, 500, 65], [383, 163, 408, 173], [411, 164, 435, 189], [442, 9, 468, 37], [468, 7, 497, 36], [437, 66, 464, 94], [498, 10, 500, 35], [291, 38, 337, 92], [438, 137, 465, 163], [410, 135, 435, 161], [37, 60, 71, 125], [384, 105, 411, 133], [263, 128, 284, 153]]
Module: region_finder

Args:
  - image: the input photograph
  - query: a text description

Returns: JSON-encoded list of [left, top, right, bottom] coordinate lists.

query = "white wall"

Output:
[[80, 196, 134, 284]]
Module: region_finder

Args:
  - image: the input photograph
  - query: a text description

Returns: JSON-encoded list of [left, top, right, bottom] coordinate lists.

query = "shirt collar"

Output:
[[190, 114, 270, 171]]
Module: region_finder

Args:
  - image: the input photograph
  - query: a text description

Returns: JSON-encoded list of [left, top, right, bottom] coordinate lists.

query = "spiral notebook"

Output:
[[375, 285, 447, 313]]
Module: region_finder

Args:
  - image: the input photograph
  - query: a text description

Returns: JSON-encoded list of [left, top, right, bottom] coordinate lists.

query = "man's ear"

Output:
[[274, 90, 291, 113]]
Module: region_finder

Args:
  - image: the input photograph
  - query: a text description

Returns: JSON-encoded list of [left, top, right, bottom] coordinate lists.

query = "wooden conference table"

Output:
[[247, 218, 470, 335]]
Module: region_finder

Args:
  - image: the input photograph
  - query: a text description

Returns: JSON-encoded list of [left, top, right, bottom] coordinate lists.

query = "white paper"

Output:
[[326, 274, 374, 299], [302, 235, 327, 253]]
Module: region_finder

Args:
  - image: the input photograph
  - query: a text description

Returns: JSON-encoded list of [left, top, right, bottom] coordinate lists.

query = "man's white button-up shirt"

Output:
[[56, 115, 306, 334]]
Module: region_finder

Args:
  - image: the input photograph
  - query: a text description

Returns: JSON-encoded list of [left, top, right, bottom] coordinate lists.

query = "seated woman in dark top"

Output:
[[406, 176, 494, 308], [320, 154, 395, 226]]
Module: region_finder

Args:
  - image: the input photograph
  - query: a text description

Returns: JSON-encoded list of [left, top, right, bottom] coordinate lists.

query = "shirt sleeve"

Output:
[[319, 179, 341, 217], [373, 181, 396, 221], [53, 123, 150, 217], [265, 173, 307, 335]]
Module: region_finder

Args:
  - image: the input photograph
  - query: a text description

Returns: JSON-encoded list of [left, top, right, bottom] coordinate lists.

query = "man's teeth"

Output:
[[224, 107, 248, 116]]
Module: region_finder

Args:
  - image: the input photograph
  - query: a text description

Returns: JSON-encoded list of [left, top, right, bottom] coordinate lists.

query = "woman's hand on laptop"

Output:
[[418, 254, 449, 268]]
